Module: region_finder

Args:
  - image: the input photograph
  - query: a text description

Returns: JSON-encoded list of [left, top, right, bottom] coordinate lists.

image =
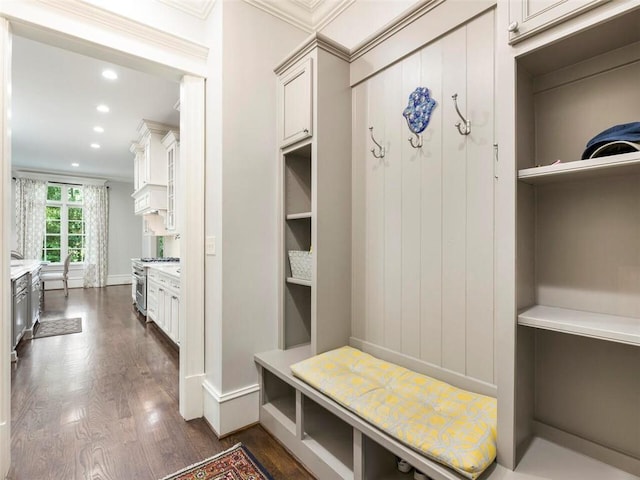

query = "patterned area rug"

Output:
[[160, 444, 273, 480], [34, 317, 82, 339]]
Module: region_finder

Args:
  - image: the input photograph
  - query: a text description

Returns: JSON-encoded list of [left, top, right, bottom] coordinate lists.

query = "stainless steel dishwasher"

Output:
[[12, 274, 29, 359]]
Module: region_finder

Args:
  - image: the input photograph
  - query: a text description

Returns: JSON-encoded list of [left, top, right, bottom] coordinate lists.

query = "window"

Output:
[[43, 184, 85, 263]]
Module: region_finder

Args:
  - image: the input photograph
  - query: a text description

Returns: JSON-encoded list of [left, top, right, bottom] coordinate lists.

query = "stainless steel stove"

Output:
[[132, 257, 180, 315]]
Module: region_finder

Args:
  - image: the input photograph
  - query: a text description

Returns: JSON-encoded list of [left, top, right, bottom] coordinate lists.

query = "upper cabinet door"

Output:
[[507, 0, 610, 43], [279, 58, 313, 147]]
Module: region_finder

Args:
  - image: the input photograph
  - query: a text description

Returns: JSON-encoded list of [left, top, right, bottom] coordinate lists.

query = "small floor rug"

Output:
[[160, 443, 273, 480], [33, 317, 82, 339]]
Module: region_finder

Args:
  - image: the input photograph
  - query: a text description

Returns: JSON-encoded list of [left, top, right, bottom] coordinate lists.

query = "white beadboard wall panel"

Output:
[[400, 52, 422, 359], [464, 11, 495, 384], [419, 39, 443, 367], [383, 61, 403, 353], [365, 72, 386, 347], [352, 10, 495, 384], [351, 82, 367, 341], [440, 25, 468, 375]]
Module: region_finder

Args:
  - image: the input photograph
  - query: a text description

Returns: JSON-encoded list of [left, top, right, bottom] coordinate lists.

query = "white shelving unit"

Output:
[[518, 305, 640, 346]]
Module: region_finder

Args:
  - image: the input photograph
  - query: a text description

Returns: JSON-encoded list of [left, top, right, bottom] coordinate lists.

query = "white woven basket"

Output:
[[288, 250, 312, 281]]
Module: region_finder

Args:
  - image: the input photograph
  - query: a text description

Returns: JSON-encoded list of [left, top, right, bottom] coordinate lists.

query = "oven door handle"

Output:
[[133, 272, 145, 282]]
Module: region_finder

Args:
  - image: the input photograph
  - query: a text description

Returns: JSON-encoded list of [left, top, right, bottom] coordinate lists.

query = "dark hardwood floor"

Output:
[[9, 285, 314, 480]]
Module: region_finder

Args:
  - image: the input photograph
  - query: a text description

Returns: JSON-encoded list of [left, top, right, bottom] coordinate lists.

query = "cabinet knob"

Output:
[[508, 21, 519, 33], [303, 128, 309, 134]]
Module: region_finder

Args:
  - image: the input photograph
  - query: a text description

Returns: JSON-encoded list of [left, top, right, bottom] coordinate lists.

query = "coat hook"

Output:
[[452, 93, 471, 136], [408, 132, 423, 148], [369, 126, 385, 159]]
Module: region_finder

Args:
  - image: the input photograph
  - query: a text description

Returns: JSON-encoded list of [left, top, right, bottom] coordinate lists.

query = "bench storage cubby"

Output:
[[255, 346, 498, 480]]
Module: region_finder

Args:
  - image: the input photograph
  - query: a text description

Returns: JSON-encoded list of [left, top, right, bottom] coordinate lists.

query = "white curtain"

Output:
[[83, 185, 109, 288], [15, 178, 47, 260]]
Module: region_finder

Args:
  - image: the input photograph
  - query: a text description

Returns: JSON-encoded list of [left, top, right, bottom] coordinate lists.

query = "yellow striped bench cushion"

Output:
[[290, 346, 496, 479]]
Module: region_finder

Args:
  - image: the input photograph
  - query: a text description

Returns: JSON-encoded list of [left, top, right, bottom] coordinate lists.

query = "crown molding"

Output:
[[10, 0, 209, 67], [274, 31, 350, 74], [242, 0, 354, 33], [157, 0, 216, 20]]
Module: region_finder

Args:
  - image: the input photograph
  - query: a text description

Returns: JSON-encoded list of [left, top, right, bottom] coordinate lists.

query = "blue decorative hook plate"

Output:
[[402, 87, 437, 134]]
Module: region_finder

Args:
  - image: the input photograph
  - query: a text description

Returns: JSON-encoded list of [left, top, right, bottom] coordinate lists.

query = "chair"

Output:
[[40, 254, 71, 297]]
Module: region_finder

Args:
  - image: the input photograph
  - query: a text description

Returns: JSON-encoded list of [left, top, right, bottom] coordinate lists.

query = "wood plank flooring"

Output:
[[9, 285, 314, 480]]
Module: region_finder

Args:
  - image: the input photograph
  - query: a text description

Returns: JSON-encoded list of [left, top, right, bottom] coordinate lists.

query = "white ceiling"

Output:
[[11, 35, 180, 183]]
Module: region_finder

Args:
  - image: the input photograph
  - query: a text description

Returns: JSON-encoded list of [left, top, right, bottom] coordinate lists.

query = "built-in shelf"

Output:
[[286, 277, 312, 287], [518, 305, 640, 346], [518, 151, 640, 185], [287, 212, 312, 220]]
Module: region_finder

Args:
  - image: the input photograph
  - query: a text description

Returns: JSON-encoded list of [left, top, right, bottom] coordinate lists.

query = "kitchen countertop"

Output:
[[147, 264, 180, 279], [11, 260, 42, 280]]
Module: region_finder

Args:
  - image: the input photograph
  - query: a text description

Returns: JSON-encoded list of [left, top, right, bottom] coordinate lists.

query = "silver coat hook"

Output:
[[452, 93, 471, 136], [369, 126, 385, 159], [408, 132, 423, 148]]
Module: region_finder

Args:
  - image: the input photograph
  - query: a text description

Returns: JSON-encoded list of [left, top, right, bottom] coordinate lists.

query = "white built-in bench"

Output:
[[255, 344, 499, 480]]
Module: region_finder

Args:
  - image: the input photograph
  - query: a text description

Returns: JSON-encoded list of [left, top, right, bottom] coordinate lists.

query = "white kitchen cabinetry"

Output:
[[146, 267, 180, 346], [131, 120, 176, 217], [498, 2, 640, 476], [162, 130, 180, 232], [507, 0, 609, 43], [278, 57, 312, 147]]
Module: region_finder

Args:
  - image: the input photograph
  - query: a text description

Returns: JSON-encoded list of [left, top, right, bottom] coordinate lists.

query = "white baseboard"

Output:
[[42, 275, 131, 290], [106, 274, 132, 286], [202, 380, 259, 437], [180, 373, 205, 421]]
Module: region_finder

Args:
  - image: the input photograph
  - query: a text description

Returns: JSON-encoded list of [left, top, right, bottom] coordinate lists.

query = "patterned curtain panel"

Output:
[[15, 178, 47, 260], [83, 185, 109, 288]]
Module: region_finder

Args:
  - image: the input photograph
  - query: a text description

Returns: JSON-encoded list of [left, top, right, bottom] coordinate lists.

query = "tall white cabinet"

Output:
[[498, 1, 640, 476]]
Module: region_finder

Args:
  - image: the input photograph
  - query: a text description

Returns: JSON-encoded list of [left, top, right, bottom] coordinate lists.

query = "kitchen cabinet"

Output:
[[162, 130, 180, 232], [131, 119, 176, 217], [278, 57, 312, 147], [146, 266, 180, 346], [507, 0, 609, 43]]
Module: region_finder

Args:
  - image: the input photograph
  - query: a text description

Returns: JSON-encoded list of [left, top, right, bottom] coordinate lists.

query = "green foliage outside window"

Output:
[[47, 185, 62, 201], [43, 184, 85, 263]]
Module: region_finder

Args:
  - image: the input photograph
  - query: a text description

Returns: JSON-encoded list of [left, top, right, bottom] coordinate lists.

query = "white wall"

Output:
[[203, 0, 307, 432], [107, 181, 141, 283]]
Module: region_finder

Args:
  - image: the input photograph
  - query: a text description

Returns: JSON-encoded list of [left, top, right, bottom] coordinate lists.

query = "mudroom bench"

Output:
[[254, 345, 498, 480]]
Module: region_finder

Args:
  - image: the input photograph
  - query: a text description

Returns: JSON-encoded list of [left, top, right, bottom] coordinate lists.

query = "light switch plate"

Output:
[[206, 236, 216, 255]]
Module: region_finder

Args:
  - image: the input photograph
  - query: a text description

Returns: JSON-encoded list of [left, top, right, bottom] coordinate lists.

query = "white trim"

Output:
[[157, 0, 216, 20], [179, 75, 206, 421], [243, 0, 354, 33], [0, 18, 11, 479], [106, 274, 131, 286], [13, 170, 107, 186], [29, 0, 207, 64], [203, 379, 260, 437], [0, 0, 209, 77]]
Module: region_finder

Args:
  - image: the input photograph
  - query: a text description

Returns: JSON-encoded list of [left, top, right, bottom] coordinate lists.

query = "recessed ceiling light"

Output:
[[90, 143, 101, 149], [71, 163, 80, 167], [102, 69, 118, 80], [96, 104, 109, 113], [93, 126, 104, 133]]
